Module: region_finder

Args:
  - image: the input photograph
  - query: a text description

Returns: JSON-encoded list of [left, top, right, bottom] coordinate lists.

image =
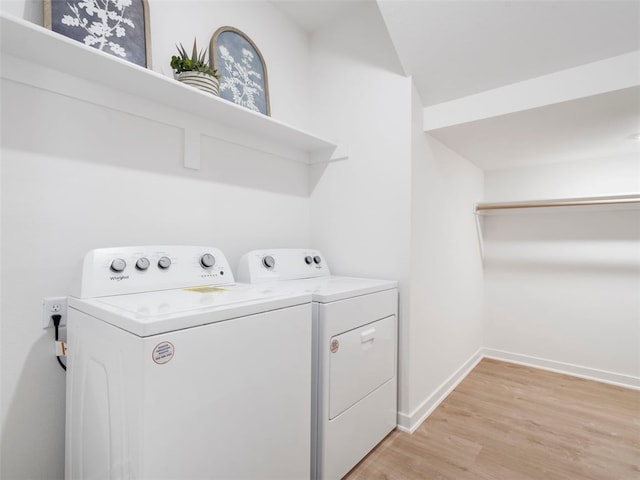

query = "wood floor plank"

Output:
[[344, 359, 640, 480]]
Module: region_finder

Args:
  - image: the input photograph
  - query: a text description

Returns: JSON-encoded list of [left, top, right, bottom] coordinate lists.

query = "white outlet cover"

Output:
[[42, 296, 68, 329]]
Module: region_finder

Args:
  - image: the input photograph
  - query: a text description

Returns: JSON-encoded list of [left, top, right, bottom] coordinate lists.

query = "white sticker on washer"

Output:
[[152, 341, 175, 364]]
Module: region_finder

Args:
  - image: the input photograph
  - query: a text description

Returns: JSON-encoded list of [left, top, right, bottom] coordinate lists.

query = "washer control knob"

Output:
[[200, 253, 216, 268], [304, 256, 313, 265], [313, 256, 322, 264], [262, 255, 275, 269], [110, 258, 126, 273], [135, 257, 150, 271], [157, 256, 171, 269]]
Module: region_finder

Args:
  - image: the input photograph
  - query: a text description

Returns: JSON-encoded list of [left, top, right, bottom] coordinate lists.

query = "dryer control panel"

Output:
[[72, 246, 234, 298], [237, 248, 330, 283]]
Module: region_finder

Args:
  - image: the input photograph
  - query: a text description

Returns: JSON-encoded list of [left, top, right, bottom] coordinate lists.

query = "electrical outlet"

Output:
[[42, 297, 68, 329]]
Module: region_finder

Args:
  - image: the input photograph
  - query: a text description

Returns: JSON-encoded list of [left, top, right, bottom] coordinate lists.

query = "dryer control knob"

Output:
[[110, 258, 126, 273], [304, 256, 313, 265], [158, 256, 172, 269], [262, 255, 275, 269], [135, 257, 150, 271], [313, 256, 322, 264], [200, 253, 216, 268]]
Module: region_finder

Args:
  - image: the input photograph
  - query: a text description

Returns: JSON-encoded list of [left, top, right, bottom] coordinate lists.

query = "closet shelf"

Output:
[[472, 194, 640, 261], [474, 194, 640, 216], [0, 13, 347, 168]]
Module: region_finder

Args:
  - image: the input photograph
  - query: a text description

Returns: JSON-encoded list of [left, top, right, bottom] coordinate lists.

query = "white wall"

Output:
[[483, 158, 640, 386], [307, 2, 485, 432], [0, 2, 314, 479], [484, 154, 640, 201], [307, 1, 410, 284], [307, 0, 413, 417], [406, 84, 484, 429], [0, 0, 41, 23]]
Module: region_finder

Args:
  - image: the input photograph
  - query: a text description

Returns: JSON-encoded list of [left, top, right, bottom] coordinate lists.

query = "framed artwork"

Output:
[[43, 0, 151, 68], [211, 26, 270, 116]]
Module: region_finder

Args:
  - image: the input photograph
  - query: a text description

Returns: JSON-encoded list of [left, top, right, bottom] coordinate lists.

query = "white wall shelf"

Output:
[[0, 13, 347, 169], [473, 194, 640, 260]]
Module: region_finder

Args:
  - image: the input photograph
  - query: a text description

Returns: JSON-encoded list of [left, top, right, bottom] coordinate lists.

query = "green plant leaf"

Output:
[[170, 38, 220, 79], [191, 39, 198, 63]]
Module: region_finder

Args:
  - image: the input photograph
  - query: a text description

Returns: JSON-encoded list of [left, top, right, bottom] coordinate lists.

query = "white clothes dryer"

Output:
[[65, 246, 312, 480], [237, 249, 398, 480]]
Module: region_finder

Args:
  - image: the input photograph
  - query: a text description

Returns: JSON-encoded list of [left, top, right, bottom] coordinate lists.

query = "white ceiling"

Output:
[[271, 0, 370, 33], [272, 0, 640, 171], [429, 86, 640, 170], [377, 0, 640, 106]]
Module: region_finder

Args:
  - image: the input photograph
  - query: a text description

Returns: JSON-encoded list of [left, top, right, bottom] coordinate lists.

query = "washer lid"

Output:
[[278, 276, 397, 303], [68, 284, 311, 337]]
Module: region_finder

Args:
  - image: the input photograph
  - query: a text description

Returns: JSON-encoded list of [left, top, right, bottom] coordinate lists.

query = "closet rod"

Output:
[[475, 194, 640, 214]]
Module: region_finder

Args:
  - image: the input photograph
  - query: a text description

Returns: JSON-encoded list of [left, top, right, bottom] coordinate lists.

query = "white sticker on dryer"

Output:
[[152, 341, 175, 364]]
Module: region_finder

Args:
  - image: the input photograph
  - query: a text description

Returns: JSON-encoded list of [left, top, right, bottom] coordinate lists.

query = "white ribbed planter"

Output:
[[176, 71, 220, 96]]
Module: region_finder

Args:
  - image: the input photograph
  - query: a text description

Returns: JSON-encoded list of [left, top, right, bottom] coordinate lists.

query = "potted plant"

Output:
[[170, 39, 221, 96]]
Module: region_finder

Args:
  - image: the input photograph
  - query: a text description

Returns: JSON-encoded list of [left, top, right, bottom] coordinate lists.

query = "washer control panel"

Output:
[[237, 248, 330, 283], [73, 246, 234, 298]]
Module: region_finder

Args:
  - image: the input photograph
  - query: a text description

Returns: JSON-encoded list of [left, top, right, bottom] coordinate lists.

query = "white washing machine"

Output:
[[237, 249, 398, 480], [65, 245, 312, 480]]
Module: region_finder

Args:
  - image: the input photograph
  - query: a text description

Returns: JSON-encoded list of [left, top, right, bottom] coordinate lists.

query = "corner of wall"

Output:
[[397, 349, 484, 433]]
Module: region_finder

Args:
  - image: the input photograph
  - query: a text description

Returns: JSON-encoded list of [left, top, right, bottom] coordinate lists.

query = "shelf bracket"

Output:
[[473, 207, 485, 262], [309, 145, 349, 164]]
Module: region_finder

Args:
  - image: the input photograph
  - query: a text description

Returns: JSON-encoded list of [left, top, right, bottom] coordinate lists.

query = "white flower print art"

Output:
[[46, 0, 150, 67], [213, 28, 270, 115]]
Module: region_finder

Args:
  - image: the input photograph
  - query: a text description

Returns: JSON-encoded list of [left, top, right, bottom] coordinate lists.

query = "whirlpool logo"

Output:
[[110, 275, 130, 282]]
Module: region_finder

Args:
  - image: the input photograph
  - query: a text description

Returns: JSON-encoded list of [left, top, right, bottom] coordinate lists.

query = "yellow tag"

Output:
[[56, 341, 67, 357], [183, 286, 228, 294]]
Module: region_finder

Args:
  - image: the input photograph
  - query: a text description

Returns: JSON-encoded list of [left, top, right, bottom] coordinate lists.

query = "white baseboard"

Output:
[[397, 347, 640, 434], [396, 348, 484, 433], [483, 348, 640, 391]]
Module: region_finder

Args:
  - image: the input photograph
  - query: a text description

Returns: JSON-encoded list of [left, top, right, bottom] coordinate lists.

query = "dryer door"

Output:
[[329, 315, 396, 419]]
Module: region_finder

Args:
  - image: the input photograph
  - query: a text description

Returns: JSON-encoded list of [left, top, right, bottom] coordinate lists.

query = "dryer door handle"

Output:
[[360, 328, 376, 343]]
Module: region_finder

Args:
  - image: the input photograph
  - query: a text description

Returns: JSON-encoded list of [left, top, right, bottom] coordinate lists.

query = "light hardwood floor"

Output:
[[344, 358, 640, 480]]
